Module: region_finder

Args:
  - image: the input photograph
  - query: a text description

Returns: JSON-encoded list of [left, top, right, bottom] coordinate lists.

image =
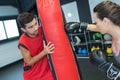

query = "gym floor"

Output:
[[0, 58, 112, 80], [0, 60, 23, 80]]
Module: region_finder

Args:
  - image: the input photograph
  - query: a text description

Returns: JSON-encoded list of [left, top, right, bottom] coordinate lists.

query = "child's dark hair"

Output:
[[17, 12, 35, 28]]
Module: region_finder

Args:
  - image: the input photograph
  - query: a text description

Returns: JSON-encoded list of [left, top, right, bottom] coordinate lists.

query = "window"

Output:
[[4, 19, 19, 38], [0, 19, 19, 41], [61, 1, 80, 22], [88, 0, 120, 23], [0, 21, 7, 40]]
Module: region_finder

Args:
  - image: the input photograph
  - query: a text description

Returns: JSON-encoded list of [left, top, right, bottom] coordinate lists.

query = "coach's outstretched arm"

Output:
[[64, 22, 100, 33]]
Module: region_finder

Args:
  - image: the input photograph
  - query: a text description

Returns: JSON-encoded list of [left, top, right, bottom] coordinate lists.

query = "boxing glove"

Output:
[[80, 22, 88, 30], [89, 50, 120, 80], [64, 22, 80, 33], [64, 22, 88, 33]]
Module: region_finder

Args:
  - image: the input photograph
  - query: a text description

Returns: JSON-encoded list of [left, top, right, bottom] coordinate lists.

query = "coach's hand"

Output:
[[89, 50, 120, 80], [89, 50, 107, 66]]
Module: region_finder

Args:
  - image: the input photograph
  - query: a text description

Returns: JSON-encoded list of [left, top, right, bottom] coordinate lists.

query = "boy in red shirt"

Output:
[[17, 12, 55, 80]]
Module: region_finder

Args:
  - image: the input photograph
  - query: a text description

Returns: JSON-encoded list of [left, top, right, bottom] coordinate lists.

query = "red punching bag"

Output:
[[36, 0, 81, 80]]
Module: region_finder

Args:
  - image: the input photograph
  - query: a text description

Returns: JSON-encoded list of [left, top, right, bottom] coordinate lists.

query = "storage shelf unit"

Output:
[[67, 30, 112, 58]]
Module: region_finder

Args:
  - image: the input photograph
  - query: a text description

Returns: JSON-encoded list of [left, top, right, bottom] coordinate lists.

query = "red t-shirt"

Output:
[[18, 26, 53, 80]]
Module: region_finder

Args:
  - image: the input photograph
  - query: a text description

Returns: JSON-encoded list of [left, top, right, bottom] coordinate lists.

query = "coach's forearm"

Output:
[[87, 24, 100, 32]]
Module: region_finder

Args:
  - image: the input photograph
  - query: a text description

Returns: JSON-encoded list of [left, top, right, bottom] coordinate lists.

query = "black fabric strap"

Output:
[[18, 43, 28, 50], [24, 66, 31, 71]]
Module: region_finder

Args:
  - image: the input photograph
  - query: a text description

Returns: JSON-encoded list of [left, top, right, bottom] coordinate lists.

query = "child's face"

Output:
[[21, 18, 39, 37]]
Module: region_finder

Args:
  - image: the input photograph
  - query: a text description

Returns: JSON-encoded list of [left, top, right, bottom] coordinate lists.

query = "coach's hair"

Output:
[[94, 1, 120, 26], [17, 12, 35, 28]]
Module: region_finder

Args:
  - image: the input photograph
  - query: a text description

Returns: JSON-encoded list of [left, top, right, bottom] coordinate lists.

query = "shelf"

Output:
[[73, 43, 87, 46], [67, 30, 112, 57], [76, 54, 89, 57], [103, 41, 112, 44], [87, 40, 102, 43], [107, 54, 113, 57], [68, 33, 84, 35]]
